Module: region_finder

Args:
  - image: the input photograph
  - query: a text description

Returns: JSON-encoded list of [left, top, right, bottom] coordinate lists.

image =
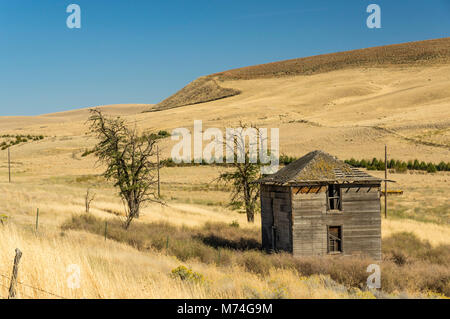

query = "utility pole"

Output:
[[157, 145, 160, 198], [8, 147, 11, 183], [385, 145, 388, 219]]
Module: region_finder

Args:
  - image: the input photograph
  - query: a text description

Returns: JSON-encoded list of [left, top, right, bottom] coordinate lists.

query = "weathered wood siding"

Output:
[[291, 184, 381, 260], [291, 186, 328, 257], [260, 185, 292, 252], [340, 184, 381, 260]]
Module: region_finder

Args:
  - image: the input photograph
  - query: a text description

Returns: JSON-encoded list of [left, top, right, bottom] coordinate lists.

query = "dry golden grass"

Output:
[[0, 222, 373, 299], [1, 220, 446, 299], [382, 219, 450, 247]]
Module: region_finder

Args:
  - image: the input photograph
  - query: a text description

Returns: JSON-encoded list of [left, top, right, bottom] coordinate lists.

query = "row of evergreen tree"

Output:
[[345, 158, 449, 173], [278, 155, 449, 173], [160, 155, 449, 173]]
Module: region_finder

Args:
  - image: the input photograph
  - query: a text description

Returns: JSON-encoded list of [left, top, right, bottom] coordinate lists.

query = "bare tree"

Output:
[[87, 109, 160, 229], [85, 188, 95, 213], [218, 122, 262, 223]]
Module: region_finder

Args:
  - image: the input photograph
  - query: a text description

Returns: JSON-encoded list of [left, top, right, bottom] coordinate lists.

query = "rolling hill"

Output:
[[154, 37, 450, 111]]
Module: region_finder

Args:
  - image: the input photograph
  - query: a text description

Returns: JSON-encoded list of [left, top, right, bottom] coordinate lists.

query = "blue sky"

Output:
[[0, 0, 449, 116]]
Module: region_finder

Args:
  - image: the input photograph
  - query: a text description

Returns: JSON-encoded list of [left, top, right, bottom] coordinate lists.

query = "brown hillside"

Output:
[[214, 37, 450, 80], [152, 37, 450, 112]]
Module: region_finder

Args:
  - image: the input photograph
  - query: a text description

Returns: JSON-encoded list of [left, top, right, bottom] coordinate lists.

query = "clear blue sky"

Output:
[[0, 0, 449, 116]]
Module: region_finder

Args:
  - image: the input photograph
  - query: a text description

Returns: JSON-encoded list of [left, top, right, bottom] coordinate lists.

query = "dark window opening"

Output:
[[328, 184, 342, 210], [328, 226, 342, 253]]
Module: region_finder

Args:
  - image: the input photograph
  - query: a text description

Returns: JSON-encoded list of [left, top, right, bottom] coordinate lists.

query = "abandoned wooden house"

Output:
[[257, 150, 382, 260]]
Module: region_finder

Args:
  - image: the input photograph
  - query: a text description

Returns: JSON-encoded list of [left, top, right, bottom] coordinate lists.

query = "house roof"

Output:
[[257, 150, 382, 185]]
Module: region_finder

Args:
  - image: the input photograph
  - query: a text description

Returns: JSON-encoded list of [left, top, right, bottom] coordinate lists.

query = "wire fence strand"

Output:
[[0, 272, 67, 299]]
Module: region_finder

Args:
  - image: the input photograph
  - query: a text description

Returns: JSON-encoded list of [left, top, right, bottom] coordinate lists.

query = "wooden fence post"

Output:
[[85, 188, 95, 214], [8, 248, 22, 299], [35, 208, 39, 233]]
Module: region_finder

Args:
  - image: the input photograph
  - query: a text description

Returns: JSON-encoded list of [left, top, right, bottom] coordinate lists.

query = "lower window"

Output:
[[328, 226, 342, 253]]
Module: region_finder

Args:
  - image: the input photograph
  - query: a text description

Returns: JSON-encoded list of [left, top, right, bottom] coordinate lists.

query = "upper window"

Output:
[[327, 184, 342, 211]]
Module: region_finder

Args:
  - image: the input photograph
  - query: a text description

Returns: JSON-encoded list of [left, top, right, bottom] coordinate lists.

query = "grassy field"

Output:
[[0, 39, 449, 299], [0, 163, 448, 298]]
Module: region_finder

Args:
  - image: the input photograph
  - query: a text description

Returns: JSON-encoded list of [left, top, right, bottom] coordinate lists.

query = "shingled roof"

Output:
[[257, 150, 382, 185]]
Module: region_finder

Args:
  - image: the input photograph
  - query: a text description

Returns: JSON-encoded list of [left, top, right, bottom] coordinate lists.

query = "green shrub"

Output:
[[158, 130, 170, 138], [171, 266, 204, 284], [0, 214, 8, 225]]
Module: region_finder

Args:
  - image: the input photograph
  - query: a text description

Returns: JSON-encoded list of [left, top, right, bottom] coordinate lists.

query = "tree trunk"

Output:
[[124, 216, 132, 229], [124, 201, 139, 229], [246, 206, 254, 223], [244, 182, 254, 223]]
